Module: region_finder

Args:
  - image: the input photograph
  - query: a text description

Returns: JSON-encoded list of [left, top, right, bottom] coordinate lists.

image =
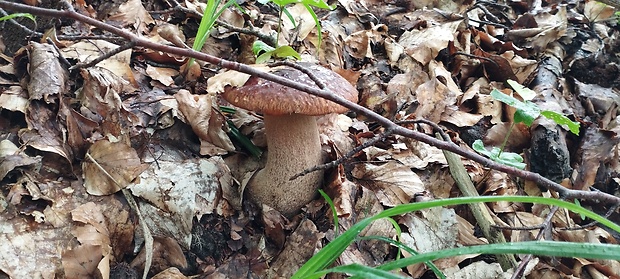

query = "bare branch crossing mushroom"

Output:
[[221, 63, 358, 217]]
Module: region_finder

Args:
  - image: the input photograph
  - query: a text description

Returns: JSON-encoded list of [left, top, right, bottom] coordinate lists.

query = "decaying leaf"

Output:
[[27, 42, 67, 103], [83, 139, 148, 195], [106, 0, 154, 34], [174, 89, 235, 156], [129, 157, 233, 248], [61, 40, 136, 85], [268, 219, 324, 278], [352, 161, 425, 206]]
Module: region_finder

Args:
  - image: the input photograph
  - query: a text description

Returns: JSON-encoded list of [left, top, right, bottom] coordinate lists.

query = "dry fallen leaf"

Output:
[[352, 161, 425, 206], [174, 89, 235, 156], [27, 42, 67, 103], [268, 219, 324, 278], [131, 236, 187, 277], [107, 0, 154, 34], [129, 157, 234, 248], [82, 139, 148, 196]]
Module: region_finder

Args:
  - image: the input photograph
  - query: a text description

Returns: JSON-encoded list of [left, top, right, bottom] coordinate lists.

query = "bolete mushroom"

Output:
[[221, 63, 358, 217]]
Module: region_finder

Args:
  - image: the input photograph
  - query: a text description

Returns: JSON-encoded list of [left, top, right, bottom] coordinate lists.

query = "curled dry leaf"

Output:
[[324, 164, 355, 217], [146, 64, 178, 87], [130, 236, 187, 277], [27, 42, 67, 103], [106, 0, 154, 34], [151, 267, 188, 279], [400, 207, 460, 275], [82, 139, 148, 196], [352, 161, 425, 206], [20, 101, 73, 163], [400, 21, 461, 65], [174, 89, 235, 155], [0, 86, 28, 113], [0, 140, 41, 181], [61, 244, 106, 279], [156, 23, 188, 48], [206, 64, 270, 94]]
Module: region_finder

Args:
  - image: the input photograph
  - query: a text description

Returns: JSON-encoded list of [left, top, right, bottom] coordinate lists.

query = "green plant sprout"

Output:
[[472, 79, 580, 169], [253, 0, 334, 62], [292, 196, 620, 279], [252, 40, 301, 63], [187, 0, 237, 68]]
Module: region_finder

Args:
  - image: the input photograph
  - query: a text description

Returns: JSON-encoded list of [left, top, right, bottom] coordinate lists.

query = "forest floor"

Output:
[[1, 0, 620, 278]]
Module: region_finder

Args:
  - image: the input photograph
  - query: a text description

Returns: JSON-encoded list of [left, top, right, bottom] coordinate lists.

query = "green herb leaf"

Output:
[[472, 140, 526, 169], [507, 79, 536, 101], [252, 40, 275, 56], [490, 89, 540, 126], [253, 41, 301, 63], [540, 110, 580, 135]]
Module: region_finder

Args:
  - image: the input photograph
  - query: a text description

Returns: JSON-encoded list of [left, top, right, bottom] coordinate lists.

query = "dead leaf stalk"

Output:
[[2, 1, 620, 207], [85, 152, 154, 279]]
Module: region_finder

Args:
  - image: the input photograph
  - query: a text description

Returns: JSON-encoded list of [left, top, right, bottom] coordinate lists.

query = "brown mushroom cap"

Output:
[[221, 63, 358, 116]]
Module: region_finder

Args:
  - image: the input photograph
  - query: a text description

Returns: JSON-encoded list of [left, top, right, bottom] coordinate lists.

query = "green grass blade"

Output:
[[226, 120, 262, 158], [318, 189, 339, 236], [292, 196, 620, 278], [0, 12, 35, 22], [354, 236, 446, 279], [306, 263, 410, 279], [282, 6, 297, 29], [188, 0, 236, 66], [375, 241, 620, 272], [302, 3, 322, 50]]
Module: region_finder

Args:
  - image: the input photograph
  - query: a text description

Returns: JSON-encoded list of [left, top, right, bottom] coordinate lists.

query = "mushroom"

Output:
[[221, 63, 358, 217]]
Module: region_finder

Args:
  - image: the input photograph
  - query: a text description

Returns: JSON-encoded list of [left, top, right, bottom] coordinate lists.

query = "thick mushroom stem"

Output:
[[247, 114, 324, 217]]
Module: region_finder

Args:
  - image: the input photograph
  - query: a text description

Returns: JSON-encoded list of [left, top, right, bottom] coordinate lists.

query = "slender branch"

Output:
[[2, 1, 620, 205]]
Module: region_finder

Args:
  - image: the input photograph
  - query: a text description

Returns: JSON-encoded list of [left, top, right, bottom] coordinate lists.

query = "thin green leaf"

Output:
[[282, 6, 297, 29], [319, 190, 339, 236], [254, 45, 301, 63], [374, 241, 620, 274], [306, 242, 620, 279], [255, 52, 274, 64], [540, 110, 580, 135], [355, 236, 446, 279], [267, 0, 334, 10], [302, 3, 323, 49], [0, 13, 35, 22], [309, 264, 408, 279], [293, 196, 620, 278], [226, 120, 262, 159], [252, 40, 276, 56], [574, 199, 586, 220], [507, 79, 536, 101], [219, 106, 237, 114], [188, 0, 236, 67], [383, 218, 402, 260], [271, 45, 301, 59]]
